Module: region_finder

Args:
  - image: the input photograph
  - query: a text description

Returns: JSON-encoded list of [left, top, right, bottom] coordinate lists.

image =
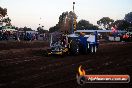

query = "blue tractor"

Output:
[[45, 31, 99, 56], [68, 31, 99, 54]]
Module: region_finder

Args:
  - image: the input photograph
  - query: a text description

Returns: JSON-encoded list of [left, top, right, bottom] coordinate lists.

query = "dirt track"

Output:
[[0, 41, 132, 88]]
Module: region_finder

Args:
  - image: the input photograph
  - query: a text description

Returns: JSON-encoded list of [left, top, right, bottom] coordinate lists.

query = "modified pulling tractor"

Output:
[[45, 31, 99, 56]]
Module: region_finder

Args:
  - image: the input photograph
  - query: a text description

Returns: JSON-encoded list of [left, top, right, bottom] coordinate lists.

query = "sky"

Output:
[[0, 0, 132, 30]]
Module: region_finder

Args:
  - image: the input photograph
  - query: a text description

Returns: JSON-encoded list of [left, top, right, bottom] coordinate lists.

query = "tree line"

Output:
[[49, 11, 132, 33]]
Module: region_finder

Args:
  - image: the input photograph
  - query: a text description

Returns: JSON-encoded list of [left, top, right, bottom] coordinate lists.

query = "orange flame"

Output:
[[78, 65, 86, 76]]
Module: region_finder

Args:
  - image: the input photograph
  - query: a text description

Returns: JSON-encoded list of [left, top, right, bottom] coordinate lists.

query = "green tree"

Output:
[[97, 17, 114, 29], [0, 7, 12, 26], [49, 11, 77, 33], [112, 20, 130, 30], [49, 26, 55, 33], [49, 24, 60, 33], [3, 17, 11, 26], [91, 25, 99, 30], [23, 26, 32, 31], [58, 11, 77, 33], [0, 7, 7, 24], [77, 19, 94, 30], [124, 12, 132, 23], [58, 12, 68, 27], [0, 7, 7, 18], [37, 26, 48, 34]]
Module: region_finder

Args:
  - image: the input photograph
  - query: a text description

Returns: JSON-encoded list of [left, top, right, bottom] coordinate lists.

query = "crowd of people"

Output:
[[0, 30, 39, 41]]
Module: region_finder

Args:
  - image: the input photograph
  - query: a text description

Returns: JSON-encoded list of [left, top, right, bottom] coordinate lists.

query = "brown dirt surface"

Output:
[[0, 41, 132, 88], [0, 41, 49, 51]]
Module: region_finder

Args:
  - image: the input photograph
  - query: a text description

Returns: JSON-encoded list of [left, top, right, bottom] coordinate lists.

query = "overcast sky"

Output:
[[0, 0, 132, 30]]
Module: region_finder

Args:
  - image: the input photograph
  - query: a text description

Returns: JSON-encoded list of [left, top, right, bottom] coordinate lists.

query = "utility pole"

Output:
[[73, 2, 75, 12], [71, 2, 75, 33]]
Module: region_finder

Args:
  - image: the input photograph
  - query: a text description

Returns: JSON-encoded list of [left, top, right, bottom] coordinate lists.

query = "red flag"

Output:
[[111, 27, 117, 33]]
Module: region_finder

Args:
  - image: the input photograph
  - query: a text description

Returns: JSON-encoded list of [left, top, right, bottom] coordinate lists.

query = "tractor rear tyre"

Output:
[[69, 41, 79, 55]]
